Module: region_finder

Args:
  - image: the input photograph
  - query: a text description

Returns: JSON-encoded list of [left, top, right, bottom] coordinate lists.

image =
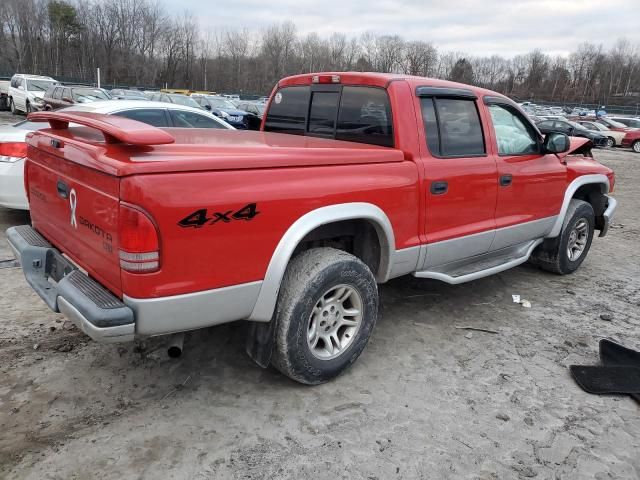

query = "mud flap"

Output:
[[245, 319, 277, 368]]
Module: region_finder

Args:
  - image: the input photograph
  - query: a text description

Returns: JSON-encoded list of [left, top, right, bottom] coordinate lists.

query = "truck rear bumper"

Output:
[[6, 225, 135, 343]]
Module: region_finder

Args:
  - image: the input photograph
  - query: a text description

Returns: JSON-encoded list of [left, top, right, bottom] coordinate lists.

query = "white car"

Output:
[[0, 100, 234, 210], [9, 74, 58, 114]]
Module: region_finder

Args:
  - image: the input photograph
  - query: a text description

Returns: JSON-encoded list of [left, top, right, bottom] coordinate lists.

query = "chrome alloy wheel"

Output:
[[307, 284, 363, 360], [567, 218, 589, 261]]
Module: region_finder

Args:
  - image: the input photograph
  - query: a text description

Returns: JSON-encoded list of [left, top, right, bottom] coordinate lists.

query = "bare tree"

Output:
[[1, 1, 639, 101]]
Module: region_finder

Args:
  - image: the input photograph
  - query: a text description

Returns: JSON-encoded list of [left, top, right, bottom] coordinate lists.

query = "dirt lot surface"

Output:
[[0, 110, 639, 479]]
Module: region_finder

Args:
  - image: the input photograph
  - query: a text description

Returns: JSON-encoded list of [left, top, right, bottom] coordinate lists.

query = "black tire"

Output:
[[271, 247, 378, 385], [10, 98, 16, 114], [632, 140, 640, 154], [530, 199, 595, 275], [25, 102, 31, 114], [606, 137, 615, 148]]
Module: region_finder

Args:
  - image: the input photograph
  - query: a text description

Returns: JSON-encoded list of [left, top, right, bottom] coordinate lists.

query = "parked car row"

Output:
[[521, 103, 640, 153], [2, 73, 270, 124]]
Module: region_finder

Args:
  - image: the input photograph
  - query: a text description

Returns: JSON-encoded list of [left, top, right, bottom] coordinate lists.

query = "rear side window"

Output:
[[169, 110, 225, 128], [421, 97, 485, 157], [336, 87, 394, 147], [114, 109, 170, 127], [264, 86, 310, 135]]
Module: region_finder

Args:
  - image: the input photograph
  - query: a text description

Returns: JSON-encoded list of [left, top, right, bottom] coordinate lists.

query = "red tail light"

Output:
[[0, 142, 27, 159], [118, 203, 160, 273]]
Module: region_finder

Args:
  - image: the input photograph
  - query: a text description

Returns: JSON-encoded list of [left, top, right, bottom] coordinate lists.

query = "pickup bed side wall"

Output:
[[120, 161, 421, 299]]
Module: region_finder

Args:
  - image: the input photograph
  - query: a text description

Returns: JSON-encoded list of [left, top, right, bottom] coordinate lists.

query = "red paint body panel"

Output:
[[622, 130, 640, 147], [26, 140, 122, 295], [120, 163, 420, 297], [24, 73, 614, 302]]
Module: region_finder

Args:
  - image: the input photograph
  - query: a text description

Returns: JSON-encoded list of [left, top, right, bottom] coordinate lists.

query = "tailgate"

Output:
[[26, 140, 122, 295], [24, 111, 175, 297]]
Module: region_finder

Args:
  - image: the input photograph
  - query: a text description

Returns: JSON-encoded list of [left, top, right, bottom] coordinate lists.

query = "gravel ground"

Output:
[[0, 110, 639, 479]]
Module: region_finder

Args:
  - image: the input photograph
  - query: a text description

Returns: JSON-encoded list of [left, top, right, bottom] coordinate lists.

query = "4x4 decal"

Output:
[[178, 203, 259, 228]]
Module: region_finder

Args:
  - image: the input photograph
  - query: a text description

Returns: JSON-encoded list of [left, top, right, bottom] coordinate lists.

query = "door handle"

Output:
[[499, 174, 513, 187], [57, 180, 69, 199], [430, 181, 448, 195]]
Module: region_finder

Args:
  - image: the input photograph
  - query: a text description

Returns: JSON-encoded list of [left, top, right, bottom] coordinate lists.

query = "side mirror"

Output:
[[543, 132, 570, 154], [19, 85, 25, 90], [204, 105, 211, 111]]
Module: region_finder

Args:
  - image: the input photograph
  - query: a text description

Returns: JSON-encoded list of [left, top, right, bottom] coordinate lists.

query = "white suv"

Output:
[[8, 74, 58, 114]]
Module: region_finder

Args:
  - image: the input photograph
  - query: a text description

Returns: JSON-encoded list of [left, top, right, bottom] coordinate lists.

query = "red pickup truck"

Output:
[[7, 72, 617, 384]]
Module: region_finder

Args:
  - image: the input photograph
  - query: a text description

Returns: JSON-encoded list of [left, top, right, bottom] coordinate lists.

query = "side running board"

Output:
[[414, 239, 542, 285]]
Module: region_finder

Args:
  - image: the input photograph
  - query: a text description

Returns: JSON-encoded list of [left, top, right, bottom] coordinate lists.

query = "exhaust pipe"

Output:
[[167, 333, 185, 358]]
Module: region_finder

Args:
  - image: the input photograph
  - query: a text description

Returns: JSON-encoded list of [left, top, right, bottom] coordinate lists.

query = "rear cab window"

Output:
[[264, 85, 394, 147]]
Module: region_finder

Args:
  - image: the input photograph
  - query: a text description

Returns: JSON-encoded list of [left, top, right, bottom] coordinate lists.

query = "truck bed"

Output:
[[27, 112, 405, 178]]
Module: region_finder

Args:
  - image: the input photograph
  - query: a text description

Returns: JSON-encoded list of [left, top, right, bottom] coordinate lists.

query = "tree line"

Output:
[[1, 0, 639, 104]]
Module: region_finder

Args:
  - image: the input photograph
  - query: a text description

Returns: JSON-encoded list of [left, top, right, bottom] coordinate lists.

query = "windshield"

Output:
[[207, 97, 237, 109], [27, 80, 56, 92], [169, 95, 201, 108], [604, 119, 627, 128], [569, 121, 587, 131], [72, 88, 109, 102]]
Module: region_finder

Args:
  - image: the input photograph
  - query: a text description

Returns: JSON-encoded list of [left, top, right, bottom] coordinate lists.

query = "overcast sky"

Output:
[[169, 0, 638, 57]]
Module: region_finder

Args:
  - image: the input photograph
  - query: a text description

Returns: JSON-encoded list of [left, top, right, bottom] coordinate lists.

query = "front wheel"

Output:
[[632, 140, 640, 154], [10, 98, 17, 114], [271, 248, 378, 385], [530, 199, 595, 275], [25, 102, 31, 114], [606, 137, 615, 148]]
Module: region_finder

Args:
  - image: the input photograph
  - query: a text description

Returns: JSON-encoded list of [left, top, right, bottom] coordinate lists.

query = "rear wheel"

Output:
[[632, 140, 640, 154], [271, 248, 378, 385], [530, 199, 595, 275]]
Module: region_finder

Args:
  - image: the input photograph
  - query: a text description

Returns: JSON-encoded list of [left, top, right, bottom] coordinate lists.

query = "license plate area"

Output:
[[45, 249, 76, 283]]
